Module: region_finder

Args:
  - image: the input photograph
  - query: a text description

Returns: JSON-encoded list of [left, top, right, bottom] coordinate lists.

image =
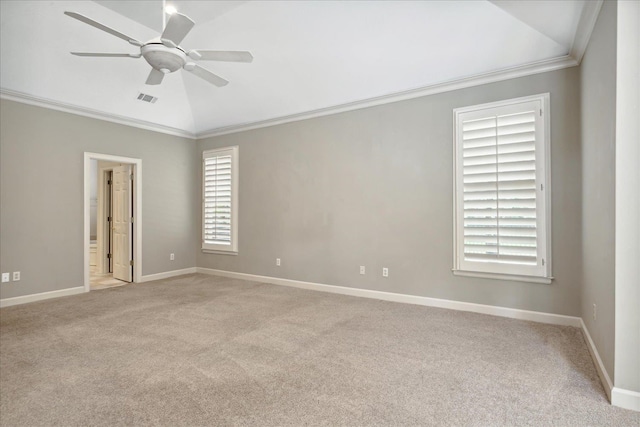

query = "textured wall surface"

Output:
[[0, 100, 199, 299], [580, 0, 617, 382], [198, 67, 582, 316]]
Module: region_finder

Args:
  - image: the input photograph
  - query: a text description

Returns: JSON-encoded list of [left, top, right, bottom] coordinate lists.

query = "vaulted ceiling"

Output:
[[0, 1, 600, 138]]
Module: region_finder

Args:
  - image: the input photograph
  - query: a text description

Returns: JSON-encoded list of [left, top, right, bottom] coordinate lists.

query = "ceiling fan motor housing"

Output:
[[141, 43, 187, 73]]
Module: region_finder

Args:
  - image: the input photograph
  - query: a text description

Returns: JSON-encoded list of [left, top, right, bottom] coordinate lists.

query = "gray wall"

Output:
[[579, 0, 617, 382], [198, 67, 583, 316], [0, 100, 198, 299]]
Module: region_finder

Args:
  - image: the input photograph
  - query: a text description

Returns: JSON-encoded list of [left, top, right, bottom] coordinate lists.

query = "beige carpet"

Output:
[[0, 274, 638, 426]]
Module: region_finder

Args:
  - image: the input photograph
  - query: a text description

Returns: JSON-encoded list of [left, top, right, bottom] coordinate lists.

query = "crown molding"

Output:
[[196, 55, 579, 139], [3, 54, 582, 142], [0, 88, 196, 140], [570, 0, 604, 64]]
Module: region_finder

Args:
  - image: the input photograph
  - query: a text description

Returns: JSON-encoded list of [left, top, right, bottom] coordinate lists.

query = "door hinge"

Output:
[[131, 217, 134, 223], [130, 260, 134, 266], [542, 258, 545, 266], [541, 183, 544, 191], [540, 109, 543, 116], [130, 174, 134, 181], [107, 253, 112, 259], [107, 216, 112, 222], [107, 180, 112, 185]]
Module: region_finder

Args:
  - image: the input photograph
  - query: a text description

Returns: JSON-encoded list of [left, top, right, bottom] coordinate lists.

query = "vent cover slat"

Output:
[[136, 92, 158, 103]]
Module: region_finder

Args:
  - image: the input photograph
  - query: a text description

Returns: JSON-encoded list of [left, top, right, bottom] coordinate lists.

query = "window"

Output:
[[453, 94, 551, 283], [202, 146, 238, 254]]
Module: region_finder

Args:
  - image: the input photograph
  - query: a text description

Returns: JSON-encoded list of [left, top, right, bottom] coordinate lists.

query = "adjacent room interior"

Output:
[[1, 0, 639, 425]]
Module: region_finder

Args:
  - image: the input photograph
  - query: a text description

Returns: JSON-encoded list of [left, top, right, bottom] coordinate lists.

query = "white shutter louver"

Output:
[[454, 95, 550, 281], [203, 147, 238, 252], [461, 110, 537, 265]]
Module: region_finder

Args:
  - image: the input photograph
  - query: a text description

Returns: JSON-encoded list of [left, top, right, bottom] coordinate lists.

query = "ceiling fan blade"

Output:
[[146, 69, 165, 85], [191, 50, 253, 63], [64, 12, 142, 47], [71, 52, 141, 58], [161, 13, 195, 46], [187, 64, 228, 87]]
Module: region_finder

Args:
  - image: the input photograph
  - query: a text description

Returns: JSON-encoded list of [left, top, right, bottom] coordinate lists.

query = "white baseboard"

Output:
[[612, 387, 640, 412], [140, 267, 197, 283], [580, 324, 640, 411], [0, 286, 86, 308], [196, 268, 582, 327], [0, 267, 197, 307], [580, 319, 614, 401]]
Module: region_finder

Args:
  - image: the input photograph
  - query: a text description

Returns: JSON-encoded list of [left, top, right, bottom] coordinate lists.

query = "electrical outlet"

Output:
[[12, 271, 20, 281], [1, 273, 9, 283], [170, 253, 175, 261], [276, 258, 281, 266], [359, 266, 365, 275], [382, 267, 389, 277], [593, 303, 597, 321]]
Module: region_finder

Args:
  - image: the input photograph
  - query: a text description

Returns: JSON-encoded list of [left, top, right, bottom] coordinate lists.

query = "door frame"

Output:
[[97, 167, 113, 275], [84, 152, 142, 291]]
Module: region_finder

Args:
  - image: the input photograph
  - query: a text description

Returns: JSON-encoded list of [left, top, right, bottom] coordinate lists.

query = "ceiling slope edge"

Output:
[[197, 55, 579, 139], [0, 88, 197, 140], [487, 1, 573, 51], [570, 0, 604, 63]]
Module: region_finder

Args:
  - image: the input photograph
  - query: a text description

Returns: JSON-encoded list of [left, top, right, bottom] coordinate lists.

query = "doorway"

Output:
[[84, 153, 142, 292], [91, 164, 131, 288]]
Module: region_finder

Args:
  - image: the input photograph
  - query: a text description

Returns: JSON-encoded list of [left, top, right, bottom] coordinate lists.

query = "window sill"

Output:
[[452, 269, 553, 284], [202, 249, 238, 256]]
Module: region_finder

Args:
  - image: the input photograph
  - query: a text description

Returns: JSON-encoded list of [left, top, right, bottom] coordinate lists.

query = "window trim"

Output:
[[452, 94, 552, 284], [202, 146, 239, 255]]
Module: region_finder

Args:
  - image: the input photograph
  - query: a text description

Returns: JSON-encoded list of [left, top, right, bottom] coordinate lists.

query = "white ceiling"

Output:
[[0, 1, 595, 138]]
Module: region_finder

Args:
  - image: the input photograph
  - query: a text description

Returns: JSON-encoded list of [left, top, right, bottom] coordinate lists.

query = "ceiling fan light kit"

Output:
[[141, 42, 187, 74], [64, 10, 253, 88]]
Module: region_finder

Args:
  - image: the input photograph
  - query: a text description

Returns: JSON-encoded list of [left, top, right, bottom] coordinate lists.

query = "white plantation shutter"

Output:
[[454, 95, 551, 281], [204, 155, 232, 244], [203, 147, 238, 253]]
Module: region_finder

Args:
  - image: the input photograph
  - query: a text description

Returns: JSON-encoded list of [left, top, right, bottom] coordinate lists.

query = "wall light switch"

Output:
[[382, 267, 389, 278], [1, 273, 9, 283], [12, 271, 20, 281]]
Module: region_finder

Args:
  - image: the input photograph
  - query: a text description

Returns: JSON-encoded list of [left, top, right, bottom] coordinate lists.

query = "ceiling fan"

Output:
[[64, 9, 253, 87]]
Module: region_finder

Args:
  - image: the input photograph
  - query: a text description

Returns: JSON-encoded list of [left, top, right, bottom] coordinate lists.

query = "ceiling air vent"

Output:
[[136, 93, 158, 104]]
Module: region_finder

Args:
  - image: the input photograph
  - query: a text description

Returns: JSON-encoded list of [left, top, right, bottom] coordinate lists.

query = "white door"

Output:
[[112, 165, 132, 282]]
